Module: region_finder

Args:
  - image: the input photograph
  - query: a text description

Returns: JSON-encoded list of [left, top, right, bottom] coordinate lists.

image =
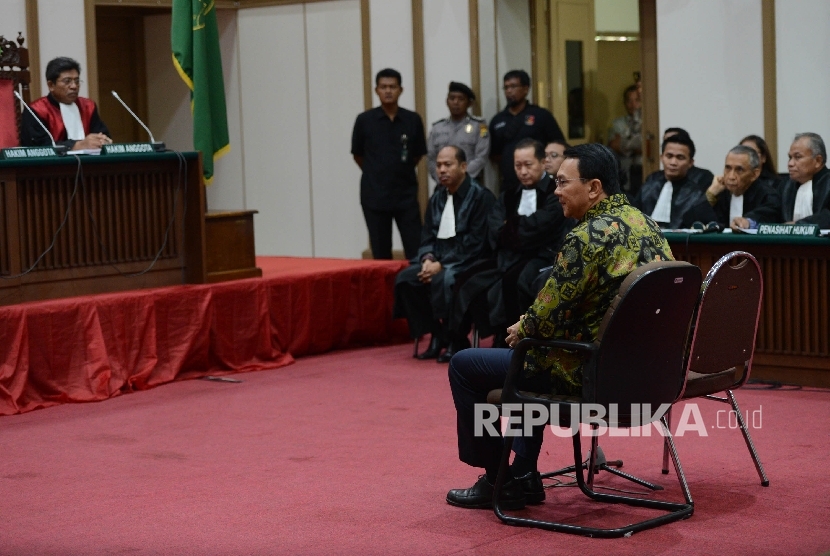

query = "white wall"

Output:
[[145, 11, 244, 212], [775, 0, 830, 170], [495, 0, 532, 107], [235, 1, 366, 258], [656, 0, 764, 174], [366, 0, 415, 254], [369, 0, 415, 110], [1, 1, 27, 45], [210, 10, 245, 211], [423, 0, 471, 191], [238, 4, 313, 257], [477, 0, 499, 122], [145, 15, 190, 154], [38, 0, 88, 98], [306, 1, 366, 258], [423, 0, 471, 128]]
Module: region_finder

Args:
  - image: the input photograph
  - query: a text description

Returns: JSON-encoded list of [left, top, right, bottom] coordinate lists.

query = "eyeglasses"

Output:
[[503, 84, 525, 91], [57, 78, 83, 86], [553, 177, 589, 188]]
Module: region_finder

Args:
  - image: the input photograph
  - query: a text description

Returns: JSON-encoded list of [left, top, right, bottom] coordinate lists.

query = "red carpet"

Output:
[[0, 343, 828, 555], [0, 257, 409, 415]]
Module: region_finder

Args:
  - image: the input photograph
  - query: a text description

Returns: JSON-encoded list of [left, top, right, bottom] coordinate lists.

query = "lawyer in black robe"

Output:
[[780, 167, 830, 228], [393, 174, 495, 342], [451, 172, 571, 339], [635, 166, 714, 229], [682, 178, 782, 228]]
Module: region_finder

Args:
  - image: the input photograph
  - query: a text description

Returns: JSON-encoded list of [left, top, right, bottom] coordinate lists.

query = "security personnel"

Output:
[[489, 70, 565, 194], [427, 82, 489, 183]]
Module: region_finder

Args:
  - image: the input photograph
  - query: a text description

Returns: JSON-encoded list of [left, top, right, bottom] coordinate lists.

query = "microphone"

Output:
[[111, 91, 165, 151], [14, 90, 68, 156]]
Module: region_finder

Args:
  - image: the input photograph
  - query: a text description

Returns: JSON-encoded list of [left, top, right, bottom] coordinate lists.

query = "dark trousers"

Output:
[[448, 348, 543, 470], [394, 264, 456, 339], [362, 202, 422, 260], [505, 257, 551, 326]]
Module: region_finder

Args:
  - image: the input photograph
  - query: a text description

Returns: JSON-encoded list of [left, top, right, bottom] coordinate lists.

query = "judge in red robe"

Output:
[[20, 57, 111, 150]]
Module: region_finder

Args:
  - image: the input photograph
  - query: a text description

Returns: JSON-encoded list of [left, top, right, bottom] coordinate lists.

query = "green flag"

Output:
[[171, 0, 230, 183]]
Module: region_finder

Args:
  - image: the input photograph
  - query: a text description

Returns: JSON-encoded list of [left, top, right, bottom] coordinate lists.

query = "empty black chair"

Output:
[[662, 251, 769, 486]]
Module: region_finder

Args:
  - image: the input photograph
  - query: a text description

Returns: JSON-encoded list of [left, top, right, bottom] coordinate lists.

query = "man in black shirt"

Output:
[[489, 70, 565, 193], [351, 68, 427, 259]]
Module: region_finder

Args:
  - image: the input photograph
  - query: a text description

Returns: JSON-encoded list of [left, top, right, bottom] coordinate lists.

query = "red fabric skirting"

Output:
[[0, 257, 410, 415]]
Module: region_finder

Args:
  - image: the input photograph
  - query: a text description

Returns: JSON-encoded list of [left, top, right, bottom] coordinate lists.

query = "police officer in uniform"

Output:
[[427, 82, 489, 183]]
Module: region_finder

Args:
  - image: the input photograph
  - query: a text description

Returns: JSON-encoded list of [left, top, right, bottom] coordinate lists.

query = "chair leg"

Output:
[[543, 441, 663, 491], [662, 406, 673, 474], [659, 415, 693, 505], [726, 389, 770, 487], [471, 326, 480, 348], [493, 425, 694, 538]]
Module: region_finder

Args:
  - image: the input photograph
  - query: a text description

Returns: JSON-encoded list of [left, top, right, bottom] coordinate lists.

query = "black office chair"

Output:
[[491, 260, 701, 538], [662, 251, 769, 486]]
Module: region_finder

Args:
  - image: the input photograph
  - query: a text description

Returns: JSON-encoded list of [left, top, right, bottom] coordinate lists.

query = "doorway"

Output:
[[529, 0, 656, 176], [94, 6, 166, 144]]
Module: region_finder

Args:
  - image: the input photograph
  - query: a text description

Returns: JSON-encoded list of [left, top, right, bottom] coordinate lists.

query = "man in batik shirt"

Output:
[[445, 143, 673, 512]]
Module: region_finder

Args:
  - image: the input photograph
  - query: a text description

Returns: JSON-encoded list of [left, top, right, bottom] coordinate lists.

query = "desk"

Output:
[[665, 232, 830, 388], [0, 152, 206, 305]]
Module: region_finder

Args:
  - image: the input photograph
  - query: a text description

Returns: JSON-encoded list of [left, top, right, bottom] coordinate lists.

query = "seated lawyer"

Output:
[[634, 133, 714, 229], [779, 133, 830, 227], [683, 145, 782, 230], [20, 57, 111, 150], [446, 143, 673, 510], [393, 146, 494, 361], [451, 138, 570, 351]]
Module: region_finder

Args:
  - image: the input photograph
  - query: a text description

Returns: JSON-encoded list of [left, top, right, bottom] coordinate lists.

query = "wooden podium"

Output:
[[0, 151, 206, 305], [205, 209, 262, 283]]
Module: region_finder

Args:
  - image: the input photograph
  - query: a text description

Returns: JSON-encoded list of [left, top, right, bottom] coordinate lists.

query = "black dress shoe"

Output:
[[446, 475, 526, 510], [515, 471, 545, 504], [436, 337, 472, 363], [416, 335, 446, 360]]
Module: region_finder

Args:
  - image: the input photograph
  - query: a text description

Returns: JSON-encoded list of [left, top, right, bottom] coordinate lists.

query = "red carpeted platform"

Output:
[[0, 257, 410, 416]]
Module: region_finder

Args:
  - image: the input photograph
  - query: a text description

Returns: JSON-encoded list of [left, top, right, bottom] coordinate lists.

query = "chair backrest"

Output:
[[0, 33, 31, 148], [681, 251, 763, 391], [583, 260, 702, 421]]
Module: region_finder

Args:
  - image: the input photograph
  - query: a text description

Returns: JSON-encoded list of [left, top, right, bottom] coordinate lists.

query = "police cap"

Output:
[[448, 81, 476, 102]]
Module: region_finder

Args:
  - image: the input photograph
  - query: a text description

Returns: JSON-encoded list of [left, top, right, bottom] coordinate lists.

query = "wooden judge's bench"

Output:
[[0, 151, 259, 306], [665, 232, 830, 389]]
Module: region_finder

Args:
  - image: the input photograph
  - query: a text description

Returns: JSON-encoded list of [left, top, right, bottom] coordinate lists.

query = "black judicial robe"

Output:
[[634, 166, 714, 229], [393, 176, 494, 335], [780, 167, 830, 228], [681, 178, 782, 228], [452, 173, 573, 333]]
